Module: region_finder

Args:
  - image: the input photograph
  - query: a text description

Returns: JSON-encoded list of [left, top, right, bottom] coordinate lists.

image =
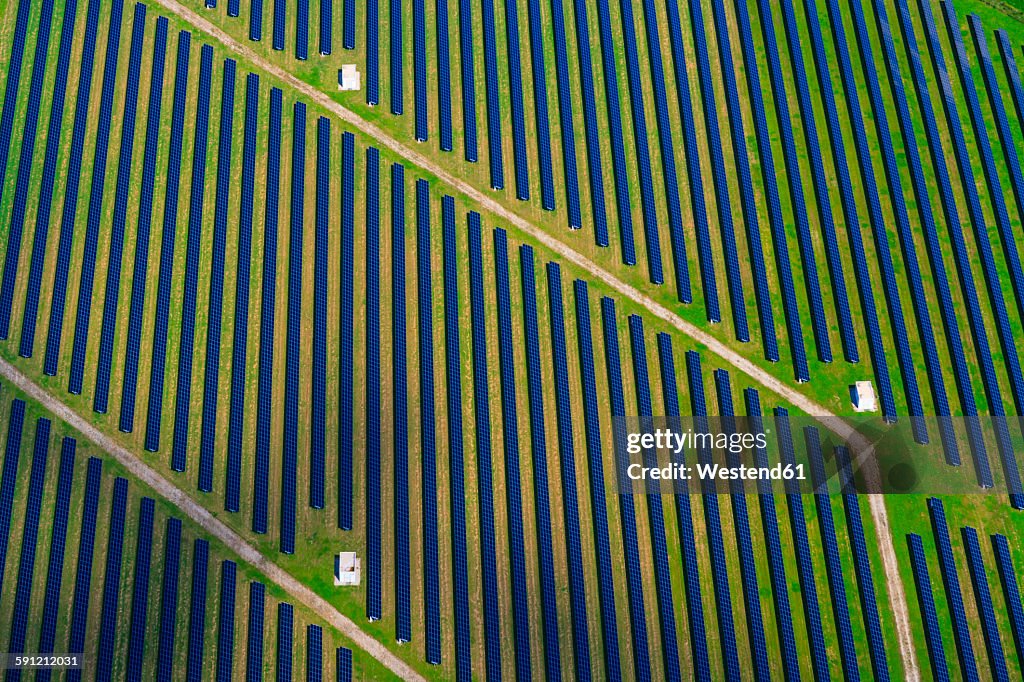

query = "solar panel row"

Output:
[[67, 0, 128, 398], [480, 0, 505, 190], [502, 0, 527, 200], [126, 497, 155, 682], [145, 29, 191, 452], [227, 73, 260, 512], [493, 229, 533, 679], [96, 477, 129, 681], [43, 0, 102, 378], [572, 281, 621, 680], [369, 0, 379, 102], [297, 0, 308, 59], [441, 197, 471, 680], [393, 164, 411, 644], [246, 582, 265, 681], [0, 0, 32, 213], [907, 533, 950, 682], [336, 647, 353, 682], [173, 43, 215, 470], [188, 538, 211, 681], [17, 0, 83, 359], [338, 131, 356, 530], [416, 180, 441, 664], [712, 372, 769, 682], [281, 101, 305, 554], [217, 561, 237, 681], [600, 298, 650, 680], [437, 0, 453, 151], [0, 0, 57, 342], [683, 352, 738, 678], [928, 497, 980, 680], [962, 526, 1010, 681], [66, 457, 102, 682], [120, 16, 170, 434], [250, 0, 262, 39], [344, 0, 355, 47], [311, 117, 330, 511], [552, 0, 587, 233], [523, 0, 555, 212], [254, 87, 282, 534], [0, 400, 25, 594], [992, 534, 1024, 666], [468, 215, 503, 678], [691, 0, 747, 341], [200, 57, 238, 493], [628, 316, 680, 681], [321, 0, 332, 54], [389, 0, 399, 110], [157, 518, 182, 682], [37, 438, 76, 679], [519, 245, 561, 675], [278, 602, 294, 678], [366, 147, 383, 620], [457, 0, 477, 161], [655, 336, 709, 681], [413, 0, 426, 139], [229, 0, 240, 15], [308, 624, 323, 682], [274, 0, 285, 49]]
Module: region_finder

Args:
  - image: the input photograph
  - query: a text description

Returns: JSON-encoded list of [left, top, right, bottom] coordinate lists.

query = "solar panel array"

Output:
[[392, 164, 411, 644], [412, 0, 426, 139], [37, 438, 76, 680], [308, 625, 324, 682], [126, 497, 155, 682], [388, 0, 398, 110], [187, 538, 211, 679], [366, 146, 383, 621], [0, 399, 25, 593], [367, 0, 379, 103], [311, 116, 330, 511], [553, 0, 585, 232], [96, 477, 129, 680], [336, 647, 353, 682], [278, 602, 294, 678], [338, 131, 355, 530], [907, 533, 950, 681], [502, 0, 527, 201], [296, 0, 309, 59], [457, 0, 476, 162], [992, 534, 1024, 666], [216, 561, 238, 681], [436, 0, 453, 151], [0, 0, 32, 218], [67, 456, 102, 682], [480, 0, 504, 191], [157, 518, 182, 682], [246, 581, 265, 680], [961, 526, 1010, 681]]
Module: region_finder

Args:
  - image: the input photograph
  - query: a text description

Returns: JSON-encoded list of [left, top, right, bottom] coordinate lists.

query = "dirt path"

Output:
[[0, 358, 424, 682], [52, 1, 919, 676]]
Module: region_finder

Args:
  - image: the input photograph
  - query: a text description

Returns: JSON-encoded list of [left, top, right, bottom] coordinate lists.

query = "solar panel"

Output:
[[389, 0, 400, 111], [307, 625, 323, 682], [393, 164, 411, 643], [468, 215, 503, 677], [336, 647, 352, 682], [416, 179, 441, 664], [614, 0, 664, 284], [278, 603, 294, 678], [0, 400, 25, 593], [690, 0, 748, 340], [66, 457, 102, 682], [480, 0, 505, 190], [523, 0, 555, 212], [229, 0, 240, 15], [0, 0, 57, 342], [227, 73, 260, 512], [962, 526, 1010, 681], [655, 334, 709, 681], [456, 0, 477, 161], [16, 0, 83, 360], [254, 87, 282, 535], [156, 518, 182, 682], [366, 147, 382, 621], [120, 17, 170, 434], [436, 0, 452, 150], [281, 101, 305, 554], [907, 533, 950, 681], [520, 245, 561, 674], [274, 0, 285, 49], [758, 0, 856, 361], [246, 582, 266, 681], [796, 0, 895, 409], [627, 316, 680, 680], [591, 0, 633, 256], [36, 438, 76, 679], [200, 57, 238, 493], [217, 561, 237, 681], [550, 0, 587, 232], [344, 0, 355, 47], [442, 196, 471, 678], [771, 409, 829, 680], [321, 0, 333, 54], [338, 131, 355, 530], [992, 534, 1024, 666], [712, 371, 769, 682], [297, 0, 309, 58], [96, 477, 129, 680], [804, 428, 858, 677], [494, 229, 533, 678], [500, 0, 527, 199], [187, 539, 211, 680], [145, 30, 192, 453], [126, 497, 155, 682], [311, 116, 330, 511], [367, 0, 379, 103], [251, 0, 263, 39], [413, 0, 427, 139], [600, 299, 650, 679], [43, 0, 102, 379], [0, 0, 32, 212], [927, 497, 980, 681], [683, 351, 739, 678], [67, 0, 128, 397], [742, 389, 799, 678], [6, 418, 51, 680], [173, 43, 216, 471]]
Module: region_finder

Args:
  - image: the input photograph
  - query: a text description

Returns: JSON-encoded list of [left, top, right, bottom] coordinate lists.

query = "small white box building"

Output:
[[338, 65, 361, 91], [850, 381, 877, 413], [335, 552, 361, 586]]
